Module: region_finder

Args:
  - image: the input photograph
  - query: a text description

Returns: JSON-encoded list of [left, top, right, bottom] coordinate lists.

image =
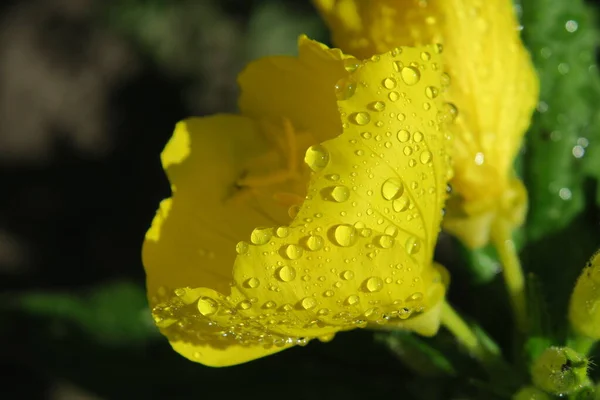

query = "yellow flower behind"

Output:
[[314, 0, 539, 248], [143, 36, 452, 367]]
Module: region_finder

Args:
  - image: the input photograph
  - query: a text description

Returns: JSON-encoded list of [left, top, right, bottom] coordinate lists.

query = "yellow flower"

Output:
[[142, 36, 452, 367], [314, 0, 539, 248]]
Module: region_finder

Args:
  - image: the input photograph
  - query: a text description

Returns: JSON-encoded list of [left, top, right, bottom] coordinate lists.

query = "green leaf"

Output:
[[14, 281, 159, 345], [520, 0, 600, 241]]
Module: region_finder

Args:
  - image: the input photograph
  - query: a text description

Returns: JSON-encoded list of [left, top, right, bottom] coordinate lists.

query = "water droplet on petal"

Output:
[[305, 145, 330, 172], [263, 300, 277, 309], [323, 290, 335, 297], [344, 58, 360, 72], [341, 270, 355, 280], [369, 101, 386, 112], [245, 277, 260, 288], [350, 112, 371, 126], [388, 91, 400, 102], [238, 300, 252, 310], [405, 236, 422, 255], [383, 77, 397, 89], [377, 235, 395, 249], [401, 66, 421, 85], [392, 196, 410, 212], [250, 227, 272, 245], [413, 131, 424, 142], [382, 178, 404, 200], [277, 265, 297, 282], [397, 129, 410, 143], [425, 86, 439, 99], [420, 151, 433, 164], [306, 235, 324, 251], [236, 241, 249, 255], [284, 244, 304, 260], [365, 277, 384, 292], [346, 295, 360, 306], [335, 78, 357, 100], [197, 297, 218, 316], [333, 225, 358, 247], [276, 227, 290, 238], [331, 185, 350, 202], [301, 297, 317, 310]]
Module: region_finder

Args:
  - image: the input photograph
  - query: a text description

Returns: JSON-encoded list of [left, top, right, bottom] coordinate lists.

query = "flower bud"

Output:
[[512, 386, 551, 400], [531, 346, 589, 396], [569, 250, 600, 339]]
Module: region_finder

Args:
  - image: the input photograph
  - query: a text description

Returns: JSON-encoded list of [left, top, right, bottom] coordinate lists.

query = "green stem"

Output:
[[441, 301, 498, 364], [491, 218, 527, 333]]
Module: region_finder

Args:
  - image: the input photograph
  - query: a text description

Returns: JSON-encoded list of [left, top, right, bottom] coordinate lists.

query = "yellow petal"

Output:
[[238, 35, 350, 143], [144, 115, 286, 299], [315, 0, 539, 247], [145, 41, 452, 366]]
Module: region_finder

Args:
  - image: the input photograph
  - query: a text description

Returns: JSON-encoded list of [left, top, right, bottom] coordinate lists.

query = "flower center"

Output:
[[231, 118, 316, 223]]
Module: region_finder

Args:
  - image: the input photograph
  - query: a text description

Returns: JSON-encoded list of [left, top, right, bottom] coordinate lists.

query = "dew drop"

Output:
[[365, 276, 384, 292], [238, 300, 252, 310], [197, 297, 218, 316], [245, 277, 260, 288], [377, 235, 395, 249], [420, 51, 431, 61], [400, 66, 421, 86], [318, 308, 331, 316], [393, 60, 404, 72], [301, 297, 317, 310], [350, 112, 371, 126], [277, 265, 297, 282], [236, 241, 249, 255], [335, 78, 357, 100], [413, 131, 424, 142], [397, 129, 410, 143], [344, 58, 360, 72], [284, 244, 304, 260], [369, 101, 386, 112], [405, 236, 422, 255], [441, 72, 451, 87], [425, 86, 439, 99], [361, 131, 372, 139], [306, 235, 324, 251], [264, 300, 277, 309], [388, 91, 400, 102], [341, 270, 355, 280], [333, 225, 358, 247], [381, 178, 404, 200], [250, 227, 272, 245], [331, 185, 350, 202], [385, 226, 399, 237], [346, 295, 360, 306], [276, 226, 290, 238], [420, 151, 433, 164], [383, 77, 397, 89], [323, 290, 335, 297], [305, 145, 330, 172]]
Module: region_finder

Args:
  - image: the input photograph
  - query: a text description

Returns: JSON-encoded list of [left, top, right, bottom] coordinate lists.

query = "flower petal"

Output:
[[238, 35, 350, 143], [146, 42, 452, 366], [315, 0, 539, 247], [144, 115, 285, 299]]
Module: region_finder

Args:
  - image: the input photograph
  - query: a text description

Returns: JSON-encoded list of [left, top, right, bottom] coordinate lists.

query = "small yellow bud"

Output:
[[531, 346, 589, 396], [569, 250, 600, 339]]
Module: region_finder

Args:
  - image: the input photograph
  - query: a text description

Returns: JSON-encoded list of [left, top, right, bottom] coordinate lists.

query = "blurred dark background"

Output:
[[2, 0, 600, 399]]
